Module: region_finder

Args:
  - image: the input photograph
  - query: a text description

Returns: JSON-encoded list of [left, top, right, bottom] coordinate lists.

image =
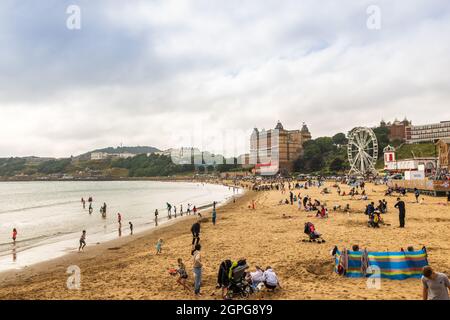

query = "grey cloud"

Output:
[[0, 0, 450, 157]]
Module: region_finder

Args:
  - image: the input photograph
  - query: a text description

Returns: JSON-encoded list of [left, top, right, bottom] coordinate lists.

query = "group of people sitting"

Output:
[[365, 201, 387, 228], [315, 205, 329, 218], [216, 259, 281, 299], [333, 203, 351, 213], [385, 186, 407, 196]]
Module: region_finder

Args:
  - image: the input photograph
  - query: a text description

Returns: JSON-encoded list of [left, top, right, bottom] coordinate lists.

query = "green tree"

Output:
[[329, 157, 345, 172], [37, 159, 71, 174], [332, 133, 348, 146], [373, 126, 390, 159]]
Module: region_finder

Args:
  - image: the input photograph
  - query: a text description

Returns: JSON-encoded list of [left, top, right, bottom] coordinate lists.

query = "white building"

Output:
[[383, 145, 436, 176], [91, 152, 136, 160], [406, 121, 450, 143], [91, 152, 109, 160]]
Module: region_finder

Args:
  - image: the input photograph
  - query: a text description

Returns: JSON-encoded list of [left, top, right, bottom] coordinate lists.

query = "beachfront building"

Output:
[[383, 145, 436, 177], [380, 118, 450, 144], [250, 121, 311, 175], [381, 118, 411, 142], [406, 121, 450, 143]]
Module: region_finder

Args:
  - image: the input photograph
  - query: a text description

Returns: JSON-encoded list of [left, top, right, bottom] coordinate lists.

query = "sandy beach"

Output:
[[0, 181, 449, 300]]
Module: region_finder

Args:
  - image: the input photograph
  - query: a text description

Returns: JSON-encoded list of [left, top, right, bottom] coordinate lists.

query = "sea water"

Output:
[[0, 181, 239, 271]]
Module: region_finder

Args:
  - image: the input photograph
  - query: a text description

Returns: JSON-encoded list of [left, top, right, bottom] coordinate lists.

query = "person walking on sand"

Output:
[[192, 244, 202, 296], [191, 220, 201, 246], [180, 204, 183, 216], [394, 197, 406, 228], [422, 266, 450, 300], [78, 230, 86, 251], [193, 205, 197, 215], [156, 238, 163, 254], [12, 228, 17, 244], [174, 205, 177, 218], [129, 222, 133, 235], [187, 203, 191, 215], [212, 208, 217, 226], [154, 209, 159, 226], [414, 188, 420, 203]]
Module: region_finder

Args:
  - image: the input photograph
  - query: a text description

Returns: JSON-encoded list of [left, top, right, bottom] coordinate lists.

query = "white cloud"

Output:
[[0, 0, 449, 157]]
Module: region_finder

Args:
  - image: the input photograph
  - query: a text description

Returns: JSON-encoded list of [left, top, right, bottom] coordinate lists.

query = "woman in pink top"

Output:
[[12, 228, 17, 244]]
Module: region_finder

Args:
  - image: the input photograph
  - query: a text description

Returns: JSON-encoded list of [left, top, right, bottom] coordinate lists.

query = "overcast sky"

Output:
[[1, 0, 450, 158]]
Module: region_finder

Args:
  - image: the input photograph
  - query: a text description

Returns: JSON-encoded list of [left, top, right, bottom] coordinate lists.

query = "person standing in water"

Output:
[[129, 222, 133, 235], [12, 228, 17, 244], [88, 202, 93, 214], [79, 230, 86, 251], [117, 212, 122, 226], [154, 209, 159, 226], [180, 204, 183, 216], [81, 198, 86, 209], [167, 203, 172, 219]]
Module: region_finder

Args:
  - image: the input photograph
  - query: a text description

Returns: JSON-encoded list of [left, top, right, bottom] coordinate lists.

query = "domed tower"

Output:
[[275, 120, 284, 131], [300, 122, 312, 142]]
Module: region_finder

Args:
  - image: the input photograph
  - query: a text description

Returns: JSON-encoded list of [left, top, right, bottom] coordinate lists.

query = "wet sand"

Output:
[[0, 182, 449, 300]]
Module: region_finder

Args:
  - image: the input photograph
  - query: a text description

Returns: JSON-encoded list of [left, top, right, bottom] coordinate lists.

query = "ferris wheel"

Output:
[[347, 127, 378, 176]]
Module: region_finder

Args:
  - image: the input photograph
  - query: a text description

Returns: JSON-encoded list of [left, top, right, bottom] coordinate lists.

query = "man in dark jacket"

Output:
[[191, 220, 201, 246], [394, 197, 406, 228]]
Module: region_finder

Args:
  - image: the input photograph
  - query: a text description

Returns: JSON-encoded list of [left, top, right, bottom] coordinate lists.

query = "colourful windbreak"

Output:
[[334, 248, 428, 280]]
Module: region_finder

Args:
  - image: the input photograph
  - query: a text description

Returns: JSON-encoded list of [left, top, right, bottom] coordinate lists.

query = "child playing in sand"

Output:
[[176, 258, 189, 290], [156, 239, 163, 254]]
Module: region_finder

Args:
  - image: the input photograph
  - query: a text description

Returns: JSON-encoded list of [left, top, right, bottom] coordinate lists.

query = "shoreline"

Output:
[[0, 176, 234, 183], [0, 188, 247, 288], [0, 189, 253, 298]]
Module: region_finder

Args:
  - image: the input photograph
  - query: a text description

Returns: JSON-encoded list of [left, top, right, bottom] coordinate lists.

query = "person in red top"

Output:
[[193, 206, 197, 215], [12, 228, 17, 244]]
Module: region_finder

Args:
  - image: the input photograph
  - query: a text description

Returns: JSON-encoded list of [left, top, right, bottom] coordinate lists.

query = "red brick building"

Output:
[[380, 118, 411, 142]]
